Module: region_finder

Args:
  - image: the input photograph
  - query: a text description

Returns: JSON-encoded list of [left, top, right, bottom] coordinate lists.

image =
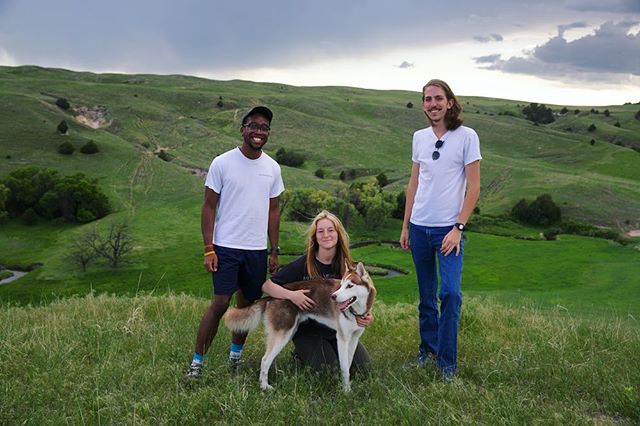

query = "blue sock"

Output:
[[192, 353, 204, 365], [229, 343, 243, 360]]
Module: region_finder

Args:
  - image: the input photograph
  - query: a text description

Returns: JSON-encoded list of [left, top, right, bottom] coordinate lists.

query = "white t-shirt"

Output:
[[205, 147, 285, 250], [410, 125, 482, 227]]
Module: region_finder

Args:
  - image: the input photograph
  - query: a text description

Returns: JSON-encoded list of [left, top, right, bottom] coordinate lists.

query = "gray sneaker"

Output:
[[403, 352, 435, 369], [185, 363, 203, 379]]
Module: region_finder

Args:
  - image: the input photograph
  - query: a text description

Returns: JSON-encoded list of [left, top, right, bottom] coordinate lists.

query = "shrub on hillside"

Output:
[[55, 98, 70, 110], [574, 109, 580, 115], [522, 103, 554, 124], [22, 208, 38, 225], [57, 141, 75, 155], [559, 220, 624, 243], [339, 168, 358, 181], [339, 178, 394, 229], [275, 148, 305, 167], [406, 102, 413, 108], [376, 172, 388, 187], [314, 168, 325, 179], [614, 122, 621, 128], [559, 107, 568, 115], [57, 120, 69, 134], [80, 140, 99, 154], [511, 193, 561, 227], [588, 123, 597, 132], [590, 139, 596, 145], [392, 191, 405, 219], [604, 109, 610, 117], [635, 110, 640, 120], [0, 183, 9, 223], [157, 150, 173, 162]]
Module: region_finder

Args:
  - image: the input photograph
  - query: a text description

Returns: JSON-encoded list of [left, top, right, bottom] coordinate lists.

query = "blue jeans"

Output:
[[409, 223, 464, 375]]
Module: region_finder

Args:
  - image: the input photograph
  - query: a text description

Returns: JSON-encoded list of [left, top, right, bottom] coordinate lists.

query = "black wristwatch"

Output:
[[270, 246, 280, 255], [454, 223, 466, 232]]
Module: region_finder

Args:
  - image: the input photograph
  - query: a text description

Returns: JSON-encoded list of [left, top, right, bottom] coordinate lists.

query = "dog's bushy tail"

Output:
[[224, 300, 266, 333]]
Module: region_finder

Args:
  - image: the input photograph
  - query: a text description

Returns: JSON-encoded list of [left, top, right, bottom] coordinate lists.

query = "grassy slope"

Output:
[[1, 294, 638, 424], [0, 65, 639, 315]]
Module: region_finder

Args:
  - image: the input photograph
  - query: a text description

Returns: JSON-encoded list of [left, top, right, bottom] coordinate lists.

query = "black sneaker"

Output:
[[228, 357, 243, 371], [185, 363, 203, 379]]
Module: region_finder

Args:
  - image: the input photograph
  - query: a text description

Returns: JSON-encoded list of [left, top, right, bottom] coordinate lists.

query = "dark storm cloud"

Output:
[[0, 0, 637, 77], [567, 0, 640, 13], [476, 21, 640, 80]]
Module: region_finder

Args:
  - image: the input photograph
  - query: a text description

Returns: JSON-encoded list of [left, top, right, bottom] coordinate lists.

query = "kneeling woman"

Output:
[[262, 210, 373, 372]]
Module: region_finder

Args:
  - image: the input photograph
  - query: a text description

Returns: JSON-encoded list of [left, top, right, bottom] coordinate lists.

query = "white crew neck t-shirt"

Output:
[[205, 147, 284, 250]]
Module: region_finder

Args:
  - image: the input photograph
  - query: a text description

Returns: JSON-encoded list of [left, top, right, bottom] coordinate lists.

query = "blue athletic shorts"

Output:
[[212, 245, 267, 301]]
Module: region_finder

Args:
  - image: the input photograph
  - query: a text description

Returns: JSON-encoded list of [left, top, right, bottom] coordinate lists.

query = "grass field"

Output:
[[1, 293, 638, 424]]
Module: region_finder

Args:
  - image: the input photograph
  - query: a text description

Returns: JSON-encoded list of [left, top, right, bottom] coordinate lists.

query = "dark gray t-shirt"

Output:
[[271, 254, 337, 337]]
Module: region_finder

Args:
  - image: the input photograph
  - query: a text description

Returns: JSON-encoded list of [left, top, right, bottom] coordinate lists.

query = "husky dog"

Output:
[[224, 262, 376, 392]]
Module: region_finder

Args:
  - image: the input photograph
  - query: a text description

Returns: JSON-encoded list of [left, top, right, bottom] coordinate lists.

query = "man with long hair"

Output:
[[400, 79, 481, 380]]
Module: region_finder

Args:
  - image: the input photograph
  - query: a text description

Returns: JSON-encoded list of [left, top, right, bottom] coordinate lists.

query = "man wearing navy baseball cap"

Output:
[[186, 105, 284, 379]]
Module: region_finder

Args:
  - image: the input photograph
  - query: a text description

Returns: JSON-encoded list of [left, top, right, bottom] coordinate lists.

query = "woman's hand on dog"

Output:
[[289, 289, 315, 311], [356, 311, 374, 327]]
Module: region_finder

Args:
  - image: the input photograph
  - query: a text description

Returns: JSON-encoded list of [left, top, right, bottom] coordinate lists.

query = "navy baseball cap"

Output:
[[241, 106, 273, 125]]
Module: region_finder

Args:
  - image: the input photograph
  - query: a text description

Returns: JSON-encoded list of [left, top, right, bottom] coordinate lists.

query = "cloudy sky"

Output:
[[1, 0, 639, 105]]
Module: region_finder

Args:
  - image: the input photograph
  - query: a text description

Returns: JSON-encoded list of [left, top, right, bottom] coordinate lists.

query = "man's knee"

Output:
[[210, 294, 232, 312]]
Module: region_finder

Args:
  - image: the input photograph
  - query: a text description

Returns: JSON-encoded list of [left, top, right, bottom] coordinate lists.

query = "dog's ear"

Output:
[[356, 262, 369, 279]]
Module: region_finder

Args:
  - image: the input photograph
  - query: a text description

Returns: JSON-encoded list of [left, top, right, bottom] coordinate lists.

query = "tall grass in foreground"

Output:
[[1, 293, 638, 424]]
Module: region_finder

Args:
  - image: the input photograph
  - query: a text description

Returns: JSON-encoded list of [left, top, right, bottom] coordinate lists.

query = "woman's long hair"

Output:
[[422, 79, 463, 130], [305, 210, 354, 279]]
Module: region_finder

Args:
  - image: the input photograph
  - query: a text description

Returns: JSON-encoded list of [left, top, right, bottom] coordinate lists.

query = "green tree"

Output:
[[0, 183, 9, 223], [80, 140, 99, 154], [363, 192, 394, 230], [275, 148, 305, 167], [512, 194, 561, 226], [2, 167, 59, 218], [522, 103, 555, 124], [39, 173, 110, 223], [57, 141, 75, 155], [57, 120, 69, 134], [55, 98, 70, 110], [282, 189, 357, 227], [376, 172, 389, 187]]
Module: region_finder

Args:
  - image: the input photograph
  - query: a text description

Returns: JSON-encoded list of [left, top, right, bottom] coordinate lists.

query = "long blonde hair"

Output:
[[305, 210, 354, 279]]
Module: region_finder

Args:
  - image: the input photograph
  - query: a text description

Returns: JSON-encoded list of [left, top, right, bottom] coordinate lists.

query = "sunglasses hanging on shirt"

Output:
[[432, 139, 445, 160]]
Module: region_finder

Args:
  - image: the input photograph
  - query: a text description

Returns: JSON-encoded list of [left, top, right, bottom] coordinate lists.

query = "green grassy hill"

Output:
[[0, 65, 639, 315]]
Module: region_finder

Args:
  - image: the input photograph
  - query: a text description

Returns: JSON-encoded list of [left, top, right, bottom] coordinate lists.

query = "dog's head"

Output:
[[331, 262, 376, 315]]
